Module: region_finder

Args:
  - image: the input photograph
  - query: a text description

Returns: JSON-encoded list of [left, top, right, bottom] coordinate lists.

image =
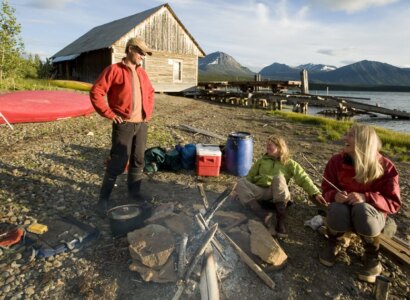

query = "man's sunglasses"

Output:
[[130, 46, 146, 56]]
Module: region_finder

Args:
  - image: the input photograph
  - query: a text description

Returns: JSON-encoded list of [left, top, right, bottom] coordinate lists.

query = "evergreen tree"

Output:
[[0, 0, 24, 83]]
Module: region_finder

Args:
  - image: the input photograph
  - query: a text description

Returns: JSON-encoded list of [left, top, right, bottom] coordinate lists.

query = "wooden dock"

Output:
[[189, 87, 410, 119], [198, 80, 301, 93]]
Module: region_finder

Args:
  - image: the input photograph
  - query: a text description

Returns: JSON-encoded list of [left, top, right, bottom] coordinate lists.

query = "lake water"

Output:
[[308, 90, 410, 133]]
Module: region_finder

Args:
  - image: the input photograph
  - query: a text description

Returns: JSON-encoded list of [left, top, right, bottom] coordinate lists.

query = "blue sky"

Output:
[[10, 0, 410, 72]]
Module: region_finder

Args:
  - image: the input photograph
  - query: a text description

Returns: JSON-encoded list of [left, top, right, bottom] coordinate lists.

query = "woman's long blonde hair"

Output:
[[350, 124, 384, 183], [268, 135, 290, 164]]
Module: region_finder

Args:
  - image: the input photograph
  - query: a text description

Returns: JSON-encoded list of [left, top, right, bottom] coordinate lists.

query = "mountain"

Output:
[[259, 60, 410, 86], [259, 63, 299, 80], [198, 52, 254, 81], [297, 63, 337, 72], [311, 60, 410, 86], [258, 63, 336, 80], [198, 51, 410, 87]]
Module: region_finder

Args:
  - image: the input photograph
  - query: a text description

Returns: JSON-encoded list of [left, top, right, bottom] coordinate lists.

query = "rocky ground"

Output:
[[0, 93, 409, 299]]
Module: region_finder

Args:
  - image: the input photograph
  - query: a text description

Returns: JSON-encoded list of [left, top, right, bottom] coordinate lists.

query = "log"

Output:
[[194, 214, 225, 260], [179, 124, 226, 140], [380, 233, 410, 270], [197, 183, 209, 209], [184, 224, 218, 282], [172, 224, 218, 300], [200, 246, 220, 300], [204, 185, 236, 224], [177, 234, 188, 278], [220, 230, 275, 290]]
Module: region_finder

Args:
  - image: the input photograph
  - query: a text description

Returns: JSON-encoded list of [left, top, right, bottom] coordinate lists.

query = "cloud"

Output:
[[317, 47, 358, 57], [27, 0, 79, 10], [308, 0, 399, 13]]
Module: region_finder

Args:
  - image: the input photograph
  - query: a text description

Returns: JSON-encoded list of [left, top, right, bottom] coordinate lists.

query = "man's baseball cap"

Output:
[[126, 37, 152, 56]]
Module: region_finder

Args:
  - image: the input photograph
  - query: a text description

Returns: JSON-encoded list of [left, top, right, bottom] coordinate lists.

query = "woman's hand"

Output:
[[335, 191, 349, 203], [315, 194, 328, 206], [347, 192, 366, 205]]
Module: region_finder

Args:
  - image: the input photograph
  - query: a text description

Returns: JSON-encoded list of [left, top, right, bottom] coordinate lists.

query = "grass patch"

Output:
[[147, 125, 175, 148], [0, 78, 57, 91], [268, 110, 410, 157]]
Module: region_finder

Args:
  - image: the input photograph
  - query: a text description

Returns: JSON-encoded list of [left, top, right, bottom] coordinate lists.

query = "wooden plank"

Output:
[[380, 234, 410, 268]]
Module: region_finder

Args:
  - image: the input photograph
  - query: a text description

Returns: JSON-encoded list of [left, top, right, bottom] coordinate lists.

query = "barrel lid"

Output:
[[107, 204, 141, 220], [229, 131, 252, 139]]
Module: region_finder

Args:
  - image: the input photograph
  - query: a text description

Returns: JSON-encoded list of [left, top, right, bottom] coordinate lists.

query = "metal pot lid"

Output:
[[107, 204, 141, 220]]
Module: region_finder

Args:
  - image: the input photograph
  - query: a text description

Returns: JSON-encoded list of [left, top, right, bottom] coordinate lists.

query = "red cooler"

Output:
[[196, 144, 222, 176]]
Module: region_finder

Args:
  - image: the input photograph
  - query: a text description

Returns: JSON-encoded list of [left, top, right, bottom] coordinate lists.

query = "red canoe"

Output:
[[0, 90, 95, 124]]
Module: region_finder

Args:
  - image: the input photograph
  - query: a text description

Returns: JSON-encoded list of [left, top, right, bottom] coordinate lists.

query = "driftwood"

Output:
[[380, 233, 410, 270], [194, 214, 225, 260], [172, 224, 218, 300], [200, 246, 220, 300], [179, 124, 226, 140], [220, 230, 275, 290], [177, 234, 189, 278], [197, 183, 209, 209], [203, 185, 236, 223]]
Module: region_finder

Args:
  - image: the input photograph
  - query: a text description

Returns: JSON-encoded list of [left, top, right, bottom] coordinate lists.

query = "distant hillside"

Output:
[[297, 63, 337, 72], [259, 62, 336, 80], [199, 52, 410, 87], [259, 60, 410, 87], [198, 52, 254, 81], [311, 60, 410, 86]]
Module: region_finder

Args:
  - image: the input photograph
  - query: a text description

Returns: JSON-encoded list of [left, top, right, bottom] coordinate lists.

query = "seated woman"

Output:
[[319, 124, 401, 283], [235, 135, 326, 238]]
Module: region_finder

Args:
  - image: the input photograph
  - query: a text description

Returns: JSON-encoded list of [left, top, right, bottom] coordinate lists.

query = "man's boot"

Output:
[[358, 235, 382, 283], [319, 229, 344, 267], [128, 169, 144, 201], [275, 201, 288, 238], [128, 180, 142, 201], [97, 173, 116, 217]]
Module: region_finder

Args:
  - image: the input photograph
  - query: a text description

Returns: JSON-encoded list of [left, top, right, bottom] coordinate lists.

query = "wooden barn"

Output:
[[51, 3, 205, 92]]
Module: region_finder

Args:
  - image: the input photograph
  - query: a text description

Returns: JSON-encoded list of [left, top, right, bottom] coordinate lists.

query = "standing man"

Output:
[[90, 37, 155, 216]]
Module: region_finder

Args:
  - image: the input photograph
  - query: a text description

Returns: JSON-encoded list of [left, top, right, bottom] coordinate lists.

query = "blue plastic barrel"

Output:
[[225, 132, 253, 176], [181, 144, 196, 170]]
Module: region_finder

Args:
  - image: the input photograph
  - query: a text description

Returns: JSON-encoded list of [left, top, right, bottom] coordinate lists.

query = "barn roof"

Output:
[[52, 3, 205, 60]]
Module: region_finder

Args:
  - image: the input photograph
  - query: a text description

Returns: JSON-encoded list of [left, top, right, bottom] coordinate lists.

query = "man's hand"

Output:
[[113, 115, 124, 124]]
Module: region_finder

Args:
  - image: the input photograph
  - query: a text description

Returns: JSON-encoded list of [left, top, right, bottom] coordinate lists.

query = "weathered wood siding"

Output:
[[111, 6, 202, 92], [55, 5, 203, 91]]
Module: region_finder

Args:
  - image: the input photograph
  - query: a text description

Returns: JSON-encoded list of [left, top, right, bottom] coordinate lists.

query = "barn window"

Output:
[[173, 60, 182, 82]]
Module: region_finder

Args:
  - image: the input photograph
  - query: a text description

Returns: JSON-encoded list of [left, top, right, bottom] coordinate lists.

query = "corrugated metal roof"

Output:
[[52, 53, 81, 63], [52, 5, 162, 58], [52, 3, 205, 59]]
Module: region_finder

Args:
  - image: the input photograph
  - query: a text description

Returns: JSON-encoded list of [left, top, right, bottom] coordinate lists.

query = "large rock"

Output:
[[248, 220, 287, 267], [127, 224, 175, 268], [163, 213, 195, 236]]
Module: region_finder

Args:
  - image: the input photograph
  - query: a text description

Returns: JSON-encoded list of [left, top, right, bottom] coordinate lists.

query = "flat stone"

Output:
[[163, 213, 195, 236], [213, 210, 247, 229], [129, 255, 177, 283], [248, 220, 287, 267], [128, 224, 175, 268]]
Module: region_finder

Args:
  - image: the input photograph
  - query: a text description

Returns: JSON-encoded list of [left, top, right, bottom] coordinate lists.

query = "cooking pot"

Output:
[[107, 204, 146, 237]]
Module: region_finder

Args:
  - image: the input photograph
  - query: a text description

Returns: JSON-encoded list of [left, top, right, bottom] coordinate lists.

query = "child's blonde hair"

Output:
[[350, 124, 384, 183], [268, 135, 290, 164]]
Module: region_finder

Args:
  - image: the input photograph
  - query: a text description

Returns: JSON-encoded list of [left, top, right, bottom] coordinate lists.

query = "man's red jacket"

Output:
[[90, 62, 155, 121]]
